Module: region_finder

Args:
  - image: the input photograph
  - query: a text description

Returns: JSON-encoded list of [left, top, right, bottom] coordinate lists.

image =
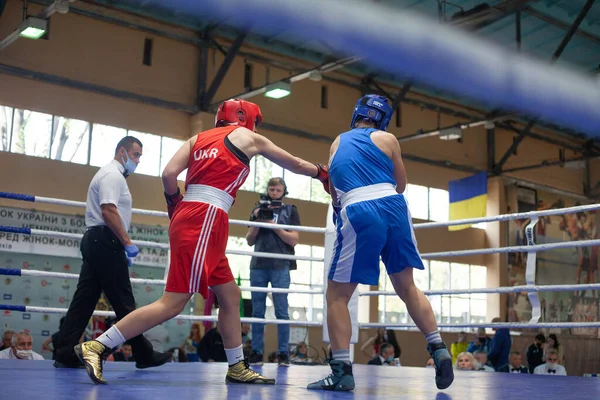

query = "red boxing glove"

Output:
[[164, 187, 183, 219], [313, 163, 331, 194]]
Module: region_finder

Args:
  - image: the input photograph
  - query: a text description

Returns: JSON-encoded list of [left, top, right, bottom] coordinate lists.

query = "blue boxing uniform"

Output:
[[328, 127, 424, 285]]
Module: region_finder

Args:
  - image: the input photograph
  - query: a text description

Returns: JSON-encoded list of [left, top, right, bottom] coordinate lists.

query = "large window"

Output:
[[50, 117, 90, 165], [378, 261, 487, 329], [0, 104, 487, 229], [0, 106, 14, 152], [89, 124, 127, 167], [10, 110, 53, 158]]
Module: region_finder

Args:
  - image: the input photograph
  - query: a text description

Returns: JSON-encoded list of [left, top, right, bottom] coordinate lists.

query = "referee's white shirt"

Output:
[[85, 159, 132, 233]]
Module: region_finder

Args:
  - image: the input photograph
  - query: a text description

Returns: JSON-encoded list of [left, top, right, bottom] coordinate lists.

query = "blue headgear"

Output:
[[350, 94, 393, 131]]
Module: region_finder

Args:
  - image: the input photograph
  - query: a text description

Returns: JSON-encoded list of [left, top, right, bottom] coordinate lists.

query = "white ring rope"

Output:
[[26, 229, 324, 262], [6, 193, 600, 233], [20, 228, 600, 261], [23, 307, 323, 326], [11, 269, 600, 297], [11, 307, 600, 329]]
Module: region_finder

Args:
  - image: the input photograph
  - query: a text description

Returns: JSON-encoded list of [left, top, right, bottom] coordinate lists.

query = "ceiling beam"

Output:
[[523, 6, 600, 46], [450, 0, 540, 31], [201, 33, 246, 109]]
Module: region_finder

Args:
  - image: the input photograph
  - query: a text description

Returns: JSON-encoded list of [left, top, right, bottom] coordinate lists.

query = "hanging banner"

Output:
[[0, 206, 169, 268]]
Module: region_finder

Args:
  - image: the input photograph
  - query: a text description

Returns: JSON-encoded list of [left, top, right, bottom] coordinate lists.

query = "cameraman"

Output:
[[245, 177, 300, 367]]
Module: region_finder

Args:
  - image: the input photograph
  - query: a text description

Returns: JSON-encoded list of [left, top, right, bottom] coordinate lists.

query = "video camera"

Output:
[[255, 194, 282, 220]]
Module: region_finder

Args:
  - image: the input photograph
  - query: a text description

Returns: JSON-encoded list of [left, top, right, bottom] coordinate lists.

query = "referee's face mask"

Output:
[[119, 144, 142, 177]]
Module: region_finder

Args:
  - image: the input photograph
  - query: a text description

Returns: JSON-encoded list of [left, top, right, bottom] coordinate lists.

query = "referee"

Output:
[[53, 136, 171, 369]]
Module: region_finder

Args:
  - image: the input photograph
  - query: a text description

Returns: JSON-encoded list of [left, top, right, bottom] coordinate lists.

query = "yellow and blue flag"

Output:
[[448, 172, 487, 231]]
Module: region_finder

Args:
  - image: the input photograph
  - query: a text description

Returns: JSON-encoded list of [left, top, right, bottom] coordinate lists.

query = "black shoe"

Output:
[[427, 342, 454, 390], [247, 351, 263, 366], [53, 359, 85, 369], [277, 352, 290, 367], [135, 351, 173, 369]]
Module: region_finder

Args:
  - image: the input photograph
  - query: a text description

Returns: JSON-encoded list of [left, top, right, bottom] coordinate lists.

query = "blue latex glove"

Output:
[[125, 244, 139, 258], [127, 257, 133, 267]]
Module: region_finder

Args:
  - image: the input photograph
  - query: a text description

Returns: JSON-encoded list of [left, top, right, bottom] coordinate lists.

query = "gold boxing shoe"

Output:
[[74, 341, 112, 385], [226, 359, 276, 384]]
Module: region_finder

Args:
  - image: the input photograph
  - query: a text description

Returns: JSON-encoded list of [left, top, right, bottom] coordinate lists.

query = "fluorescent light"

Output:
[[264, 81, 291, 99], [439, 126, 462, 140], [19, 18, 48, 40]]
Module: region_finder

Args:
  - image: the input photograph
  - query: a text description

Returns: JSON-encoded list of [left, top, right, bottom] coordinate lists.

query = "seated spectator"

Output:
[[197, 324, 226, 362], [0, 329, 15, 351], [243, 340, 252, 358], [184, 323, 202, 362], [290, 342, 309, 362], [526, 333, 545, 374], [0, 331, 44, 360], [42, 317, 66, 360], [533, 349, 566, 376], [473, 350, 495, 371], [451, 331, 469, 364], [455, 352, 478, 371], [545, 334, 564, 365], [497, 351, 528, 373], [113, 344, 135, 362], [425, 357, 435, 368], [467, 328, 491, 354], [368, 343, 396, 366]]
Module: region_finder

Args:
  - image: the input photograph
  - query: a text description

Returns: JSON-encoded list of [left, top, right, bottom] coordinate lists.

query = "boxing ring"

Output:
[[1, 189, 600, 399], [1, 0, 600, 397]]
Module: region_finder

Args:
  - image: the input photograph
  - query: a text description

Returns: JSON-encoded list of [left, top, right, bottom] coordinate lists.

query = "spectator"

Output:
[[425, 357, 435, 368], [487, 317, 511, 370], [184, 323, 202, 362], [450, 331, 469, 364], [112, 344, 135, 362], [466, 328, 491, 354], [246, 177, 300, 367], [0, 329, 15, 351], [473, 351, 495, 371], [360, 328, 387, 358], [0, 331, 44, 360], [455, 352, 477, 371], [497, 351, 528, 373], [197, 324, 227, 362], [545, 334, 564, 365], [533, 349, 566, 376], [526, 333, 545, 373], [41, 317, 66, 360], [368, 343, 396, 366]]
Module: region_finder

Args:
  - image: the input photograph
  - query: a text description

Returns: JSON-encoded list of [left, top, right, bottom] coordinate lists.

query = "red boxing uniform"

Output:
[[165, 126, 249, 298]]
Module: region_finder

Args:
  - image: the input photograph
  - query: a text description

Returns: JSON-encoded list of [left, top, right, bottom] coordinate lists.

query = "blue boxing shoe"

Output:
[[427, 342, 454, 390], [307, 359, 355, 391]]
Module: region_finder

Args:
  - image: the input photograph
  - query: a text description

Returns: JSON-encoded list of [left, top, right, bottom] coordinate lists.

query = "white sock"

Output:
[[225, 345, 244, 366], [425, 330, 442, 345], [96, 326, 126, 350]]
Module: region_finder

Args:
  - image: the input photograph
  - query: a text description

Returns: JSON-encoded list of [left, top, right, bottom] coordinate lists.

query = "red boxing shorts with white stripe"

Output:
[[165, 202, 233, 298]]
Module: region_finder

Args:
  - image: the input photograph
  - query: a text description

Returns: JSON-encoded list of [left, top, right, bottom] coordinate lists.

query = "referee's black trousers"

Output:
[[54, 226, 155, 365]]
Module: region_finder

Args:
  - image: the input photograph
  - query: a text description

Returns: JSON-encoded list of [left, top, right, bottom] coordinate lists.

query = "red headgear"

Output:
[[215, 99, 263, 131]]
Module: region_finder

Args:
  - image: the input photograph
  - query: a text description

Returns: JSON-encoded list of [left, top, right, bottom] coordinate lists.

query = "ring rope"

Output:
[[2, 268, 598, 296], [0, 305, 323, 326], [0, 226, 324, 262], [0, 268, 322, 294], [3, 191, 600, 233], [1, 225, 597, 261], [1, 304, 599, 330]]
